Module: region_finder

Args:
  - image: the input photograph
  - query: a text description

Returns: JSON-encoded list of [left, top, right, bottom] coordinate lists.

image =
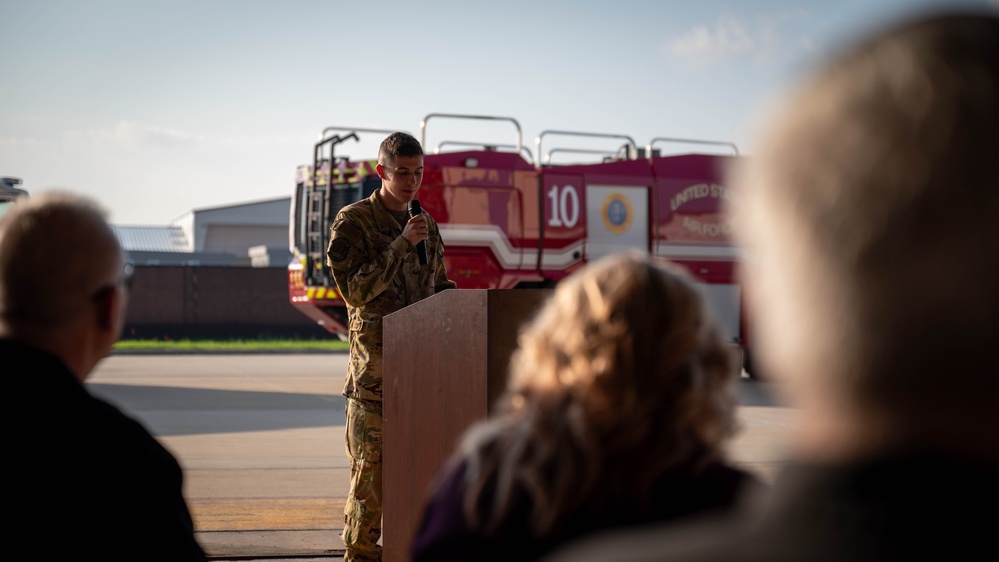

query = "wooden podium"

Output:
[[381, 288, 553, 562]]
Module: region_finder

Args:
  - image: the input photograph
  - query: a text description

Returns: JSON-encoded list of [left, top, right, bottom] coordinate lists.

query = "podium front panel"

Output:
[[382, 288, 551, 562]]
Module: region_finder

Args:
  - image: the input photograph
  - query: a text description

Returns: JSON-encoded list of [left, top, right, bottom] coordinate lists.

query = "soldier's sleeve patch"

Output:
[[337, 220, 363, 241], [328, 237, 350, 262]]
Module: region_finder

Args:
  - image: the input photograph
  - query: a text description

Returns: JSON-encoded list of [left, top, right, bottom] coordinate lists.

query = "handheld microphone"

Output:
[[408, 199, 429, 266]]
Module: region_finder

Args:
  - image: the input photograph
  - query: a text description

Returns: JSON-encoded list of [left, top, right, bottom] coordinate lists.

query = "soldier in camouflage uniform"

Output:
[[326, 131, 456, 562]]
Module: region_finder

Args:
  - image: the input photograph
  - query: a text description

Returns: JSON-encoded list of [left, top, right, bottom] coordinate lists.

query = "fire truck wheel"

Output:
[[742, 348, 765, 381]]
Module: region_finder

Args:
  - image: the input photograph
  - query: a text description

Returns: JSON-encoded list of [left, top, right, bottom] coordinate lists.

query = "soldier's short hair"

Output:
[[731, 9, 999, 418], [378, 132, 423, 165]]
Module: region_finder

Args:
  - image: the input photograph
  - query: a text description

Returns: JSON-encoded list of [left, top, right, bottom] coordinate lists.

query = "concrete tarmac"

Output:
[[87, 352, 796, 561]]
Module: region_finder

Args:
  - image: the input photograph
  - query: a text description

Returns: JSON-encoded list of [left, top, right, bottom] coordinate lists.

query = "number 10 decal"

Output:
[[547, 185, 580, 228]]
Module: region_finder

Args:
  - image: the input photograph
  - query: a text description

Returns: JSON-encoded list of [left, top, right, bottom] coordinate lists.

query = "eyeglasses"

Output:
[[381, 165, 424, 180], [90, 263, 135, 302]]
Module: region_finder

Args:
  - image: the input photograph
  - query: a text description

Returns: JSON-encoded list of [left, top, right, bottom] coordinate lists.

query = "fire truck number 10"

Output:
[[547, 185, 580, 228]]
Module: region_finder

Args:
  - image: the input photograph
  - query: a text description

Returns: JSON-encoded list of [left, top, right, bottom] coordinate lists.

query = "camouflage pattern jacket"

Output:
[[326, 191, 456, 402]]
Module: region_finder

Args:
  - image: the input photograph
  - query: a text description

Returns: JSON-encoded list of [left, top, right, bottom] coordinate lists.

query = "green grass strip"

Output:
[[112, 338, 348, 352]]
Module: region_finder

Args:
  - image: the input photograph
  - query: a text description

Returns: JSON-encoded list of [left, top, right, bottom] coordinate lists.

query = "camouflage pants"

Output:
[[342, 397, 383, 562]]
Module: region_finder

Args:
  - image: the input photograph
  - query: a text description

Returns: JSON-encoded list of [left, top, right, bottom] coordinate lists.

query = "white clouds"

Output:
[[115, 121, 205, 149], [669, 17, 755, 60], [62, 121, 205, 151], [0, 119, 311, 224], [56, 121, 304, 152], [800, 37, 818, 55], [666, 10, 809, 66]]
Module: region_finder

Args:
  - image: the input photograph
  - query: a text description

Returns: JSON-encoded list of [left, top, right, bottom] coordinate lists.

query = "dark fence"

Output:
[[122, 265, 332, 340]]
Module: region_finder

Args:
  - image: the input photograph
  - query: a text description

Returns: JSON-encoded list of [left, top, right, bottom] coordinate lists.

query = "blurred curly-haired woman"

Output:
[[411, 251, 762, 562]]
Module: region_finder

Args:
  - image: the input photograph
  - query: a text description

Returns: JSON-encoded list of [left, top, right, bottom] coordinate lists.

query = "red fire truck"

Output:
[[288, 113, 754, 375]]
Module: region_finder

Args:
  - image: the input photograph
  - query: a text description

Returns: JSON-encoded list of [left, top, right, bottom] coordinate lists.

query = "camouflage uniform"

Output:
[[327, 191, 456, 562]]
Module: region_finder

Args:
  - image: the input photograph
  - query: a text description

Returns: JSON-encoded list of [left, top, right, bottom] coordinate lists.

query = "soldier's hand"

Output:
[[402, 214, 429, 247]]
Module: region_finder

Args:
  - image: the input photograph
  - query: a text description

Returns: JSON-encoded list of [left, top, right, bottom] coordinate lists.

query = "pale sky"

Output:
[[2, 0, 994, 225]]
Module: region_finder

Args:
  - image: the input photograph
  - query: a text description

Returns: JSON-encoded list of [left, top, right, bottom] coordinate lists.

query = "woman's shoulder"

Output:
[[410, 455, 477, 561], [695, 460, 766, 496], [647, 460, 766, 520]]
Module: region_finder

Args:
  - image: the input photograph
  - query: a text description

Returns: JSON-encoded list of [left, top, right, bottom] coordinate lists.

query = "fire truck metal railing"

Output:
[[421, 113, 523, 157], [646, 137, 740, 157], [535, 130, 639, 167]]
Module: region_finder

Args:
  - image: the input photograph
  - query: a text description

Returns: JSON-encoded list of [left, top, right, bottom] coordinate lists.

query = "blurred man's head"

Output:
[[0, 191, 129, 380], [731, 9, 999, 460]]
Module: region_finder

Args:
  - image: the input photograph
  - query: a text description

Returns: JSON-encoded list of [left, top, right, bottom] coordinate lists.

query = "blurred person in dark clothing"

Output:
[[1, 191, 207, 561], [410, 251, 762, 562], [544, 8, 999, 562]]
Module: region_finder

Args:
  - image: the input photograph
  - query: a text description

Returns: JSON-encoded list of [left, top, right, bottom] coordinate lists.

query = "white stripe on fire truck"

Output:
[[438, 224, 584, 270], [439, 225, 740, 266]]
